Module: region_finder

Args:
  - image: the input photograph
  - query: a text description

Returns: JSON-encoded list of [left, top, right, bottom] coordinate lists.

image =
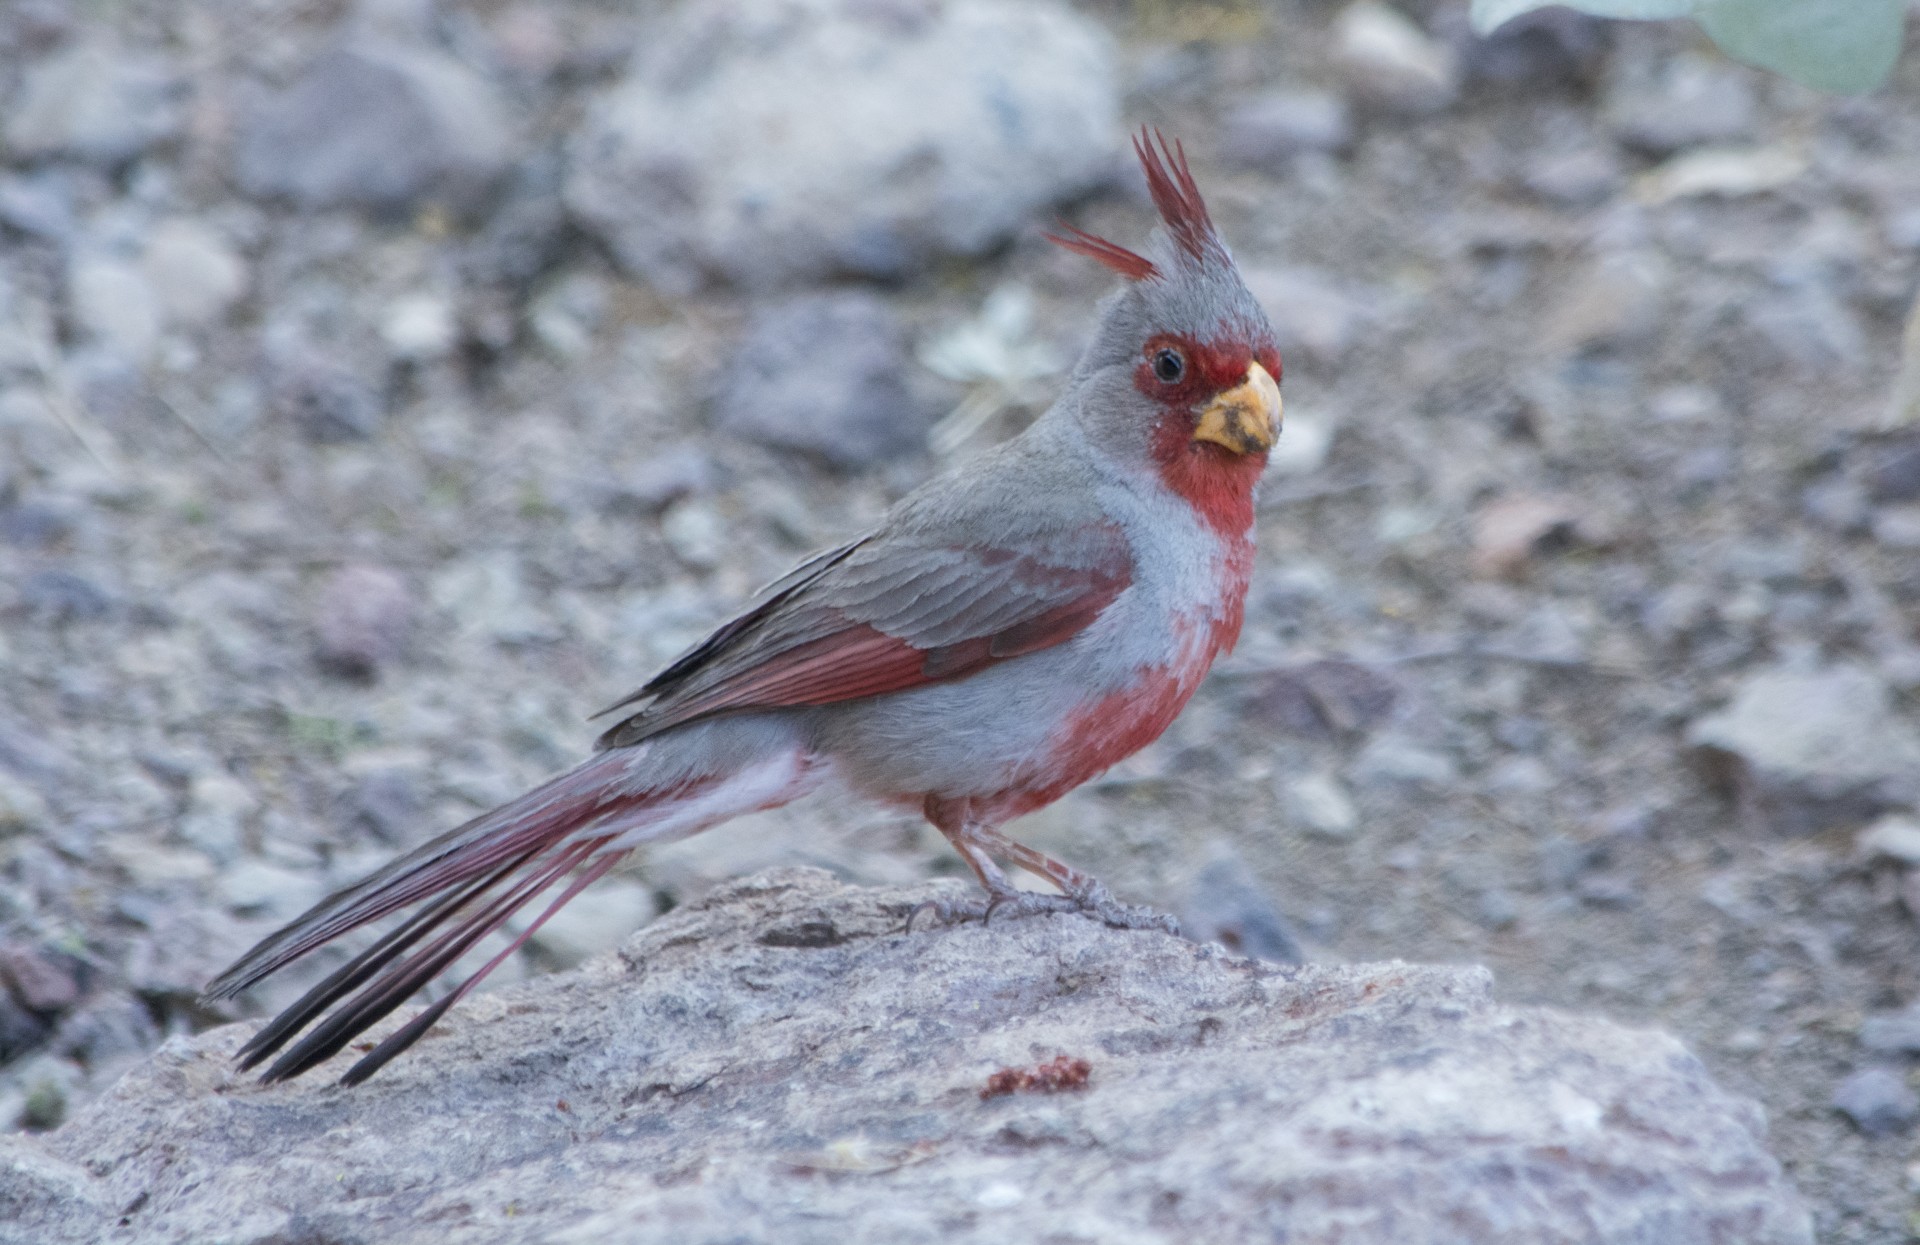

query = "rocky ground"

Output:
[[0, 869, 1815, 1245], [0, 0, 1917, 1238]]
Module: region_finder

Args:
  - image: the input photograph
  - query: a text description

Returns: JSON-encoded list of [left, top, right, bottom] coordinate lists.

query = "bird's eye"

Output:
[[1152, 348, 1185, 383]]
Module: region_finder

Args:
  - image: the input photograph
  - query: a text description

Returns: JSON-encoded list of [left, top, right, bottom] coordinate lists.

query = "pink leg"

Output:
[[914, 796, 1179, 933]]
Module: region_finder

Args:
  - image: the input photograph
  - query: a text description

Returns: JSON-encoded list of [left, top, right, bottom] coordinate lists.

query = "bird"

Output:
[[203, 130, 1283, 1086]]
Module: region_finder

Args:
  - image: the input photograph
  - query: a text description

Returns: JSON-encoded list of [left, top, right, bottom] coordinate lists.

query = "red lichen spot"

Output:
[[980, 1055, 1093, 1100]]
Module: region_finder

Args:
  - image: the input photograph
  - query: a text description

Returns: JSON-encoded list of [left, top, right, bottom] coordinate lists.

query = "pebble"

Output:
[[380, 292, 458, 362], [314, 564, 414, 680], [1221, 90, 1352, 166], [142, 219, 246, 330], [525, 878, 657, 968], [4, 39, 182, 164], [1857, 815, 1920, 866], [565, 0, 1120, 289], [66, 254, 160, 365], [1470, 493, 1587, 579], [1833, 1066, 1919, 1137], [1866, 436, 1920, 502], [1871, 506, 1920, 550], [271, 347, 385, 444], [712, 290, 934, 468], [1332, 1, 1459, 115], [1283, 772, 1359, 840], [235, 43, 516, 213], [1799, 479, 1870, 534], [1180, 854, 1305, 963], [1687, 663, 1920, 835], [1606, 54, 1756, 155], [1860, 1003, 1920, 1055]]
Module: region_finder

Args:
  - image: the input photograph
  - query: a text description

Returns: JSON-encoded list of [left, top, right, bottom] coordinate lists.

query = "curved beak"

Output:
[[1192, 361, 1281, 455]]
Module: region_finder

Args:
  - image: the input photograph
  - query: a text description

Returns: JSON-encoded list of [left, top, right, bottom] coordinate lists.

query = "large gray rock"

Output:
[[565, 0, 1119, 291], [235, 43, 516, 213], [712, 289, 936, 467], [1687, 662, 1920, 834], [5, 868, 1809, 1244]]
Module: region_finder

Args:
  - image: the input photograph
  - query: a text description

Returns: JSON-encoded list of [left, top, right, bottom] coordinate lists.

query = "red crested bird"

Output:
[[204, 131, 1283, 1085]]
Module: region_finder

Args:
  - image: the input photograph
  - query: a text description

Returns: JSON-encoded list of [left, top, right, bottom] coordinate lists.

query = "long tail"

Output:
[[203, 725, 819, 1085]]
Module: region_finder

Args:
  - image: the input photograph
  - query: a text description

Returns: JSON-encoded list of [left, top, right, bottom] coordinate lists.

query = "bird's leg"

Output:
[[911, 797, 1179, 934]]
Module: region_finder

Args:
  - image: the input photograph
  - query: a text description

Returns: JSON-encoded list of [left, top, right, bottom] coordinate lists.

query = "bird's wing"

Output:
[[594, 521, 1133, 748]]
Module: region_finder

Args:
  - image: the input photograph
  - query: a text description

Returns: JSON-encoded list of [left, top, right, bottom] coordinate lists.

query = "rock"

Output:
[[1832, 1066, 1918, 1138], [1332, 1, 1459, 116], [1687, 663, 1920, 835], [1523, 147, 1623, 207], [17, 568, 111, 623], [1799, 479, 1871, 534], [1283, 770, 1359, 839], [270, 346, 385, 444], [1859, 1003, 1920, 1055], [141, 219, 247, 330], [712, 289, 933, 467], [1470, 492, 1590, 579], [1865, 435, 1920, 502], [1241, 266, 1374, 365], [1607, 55, 1756, 156], [565, 0, 1119, 290], [1635, 146, 1806, 206], [1872, 506, 1920, 550], [380, 291, 458, 362], [235, 43, 515, 214], [1242, 660, 1400, 739], [314, 564, 414, 680], [1179, 853, 1304, 963], [1351, 731, 1458, 789], [13, 869, 1810, 1244], [1541, 255, 1664, 354], [0, 1133, 110, 1239], [1858, 816, 1920, 866], [1221, 89, 1352, 165], [65, 254, 160, 365], [3, 40, 182, 165]]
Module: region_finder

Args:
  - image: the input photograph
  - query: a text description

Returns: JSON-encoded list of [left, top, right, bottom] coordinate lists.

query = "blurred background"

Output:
[[0, 0, 1915, 1237]]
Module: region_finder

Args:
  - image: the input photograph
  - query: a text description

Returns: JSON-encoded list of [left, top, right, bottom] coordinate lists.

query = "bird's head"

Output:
[[1050, 131, 1282, 533]]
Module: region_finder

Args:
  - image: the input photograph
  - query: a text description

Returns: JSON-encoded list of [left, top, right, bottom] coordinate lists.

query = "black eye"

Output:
[[1152, 347, 1185, 383]]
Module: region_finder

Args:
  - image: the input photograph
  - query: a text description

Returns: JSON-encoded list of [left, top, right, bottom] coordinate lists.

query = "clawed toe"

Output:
[[903, 884, 1179, 936]]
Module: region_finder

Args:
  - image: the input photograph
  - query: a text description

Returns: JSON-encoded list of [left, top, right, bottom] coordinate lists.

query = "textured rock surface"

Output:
[[5, 869, 1808, 1245], [566, 0, 1118, 290]]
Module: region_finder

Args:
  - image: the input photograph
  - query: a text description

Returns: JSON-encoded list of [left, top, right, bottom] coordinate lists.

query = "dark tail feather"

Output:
[[339, 851, 620, 1086], [233, 848, 540, 1072], [257, 837, 609, 1084]]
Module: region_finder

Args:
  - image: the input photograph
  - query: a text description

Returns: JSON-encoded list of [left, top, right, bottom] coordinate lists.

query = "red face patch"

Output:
[[1134, 333, 1281, 536]]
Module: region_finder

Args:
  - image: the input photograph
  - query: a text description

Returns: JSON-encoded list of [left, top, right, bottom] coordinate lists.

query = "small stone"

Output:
[[236, 44, 516, 213], [1241, 267, 1373, 365], [217, 858, 326, 920], [608, 445, 718, 514], [1180, 855, 1304, 964], [1221, 90, 1352, 165], [1872, 506, 1920, 550], [1523, 148, 1622, 207], [1543, 256, 1663, 354], [1476, 888, 1520, 930], [18, 568, 111, 623], [271, 348, 384, 444], [1351, 732, 1457, 789], [0, 942, 81, 1013], [0, 171, 76, 241], [1688, 663, 1920, 834], [1471, 493, 1587, 579], [380, 292, 457, 362], [712, 290, 934, 468], [1333, 1, 1459, 115], [1284, 772, 1358, 840], [1833, 1066, 1918, 1137], [1607, 55, 1756, 156], [1800, 479, 1870, 534], [141, 219, 246, 329], [1859, 1003, 1920, 1055], [1635, 146, 1806, 205], [314, 564, 414, 680], [66, 255, 160, 365], [1857, 815, 1920, 866], [4, 40, 182, 164], [177, 772, 257, 862], [1866, 436, 1920, 502], [661, 499, 727, 570]]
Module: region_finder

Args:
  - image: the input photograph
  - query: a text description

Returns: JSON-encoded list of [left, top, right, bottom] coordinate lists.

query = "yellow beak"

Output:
[[1191, 361, 1281, 455]]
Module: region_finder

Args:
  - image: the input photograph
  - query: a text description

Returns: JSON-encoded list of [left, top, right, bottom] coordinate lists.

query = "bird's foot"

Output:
[[1066, 878, 1182, 935]]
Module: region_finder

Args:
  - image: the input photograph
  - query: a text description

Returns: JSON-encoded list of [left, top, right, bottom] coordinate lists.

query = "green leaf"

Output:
[[1695, 0, 1905, 93], [1471, 0, 1693, 37]]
